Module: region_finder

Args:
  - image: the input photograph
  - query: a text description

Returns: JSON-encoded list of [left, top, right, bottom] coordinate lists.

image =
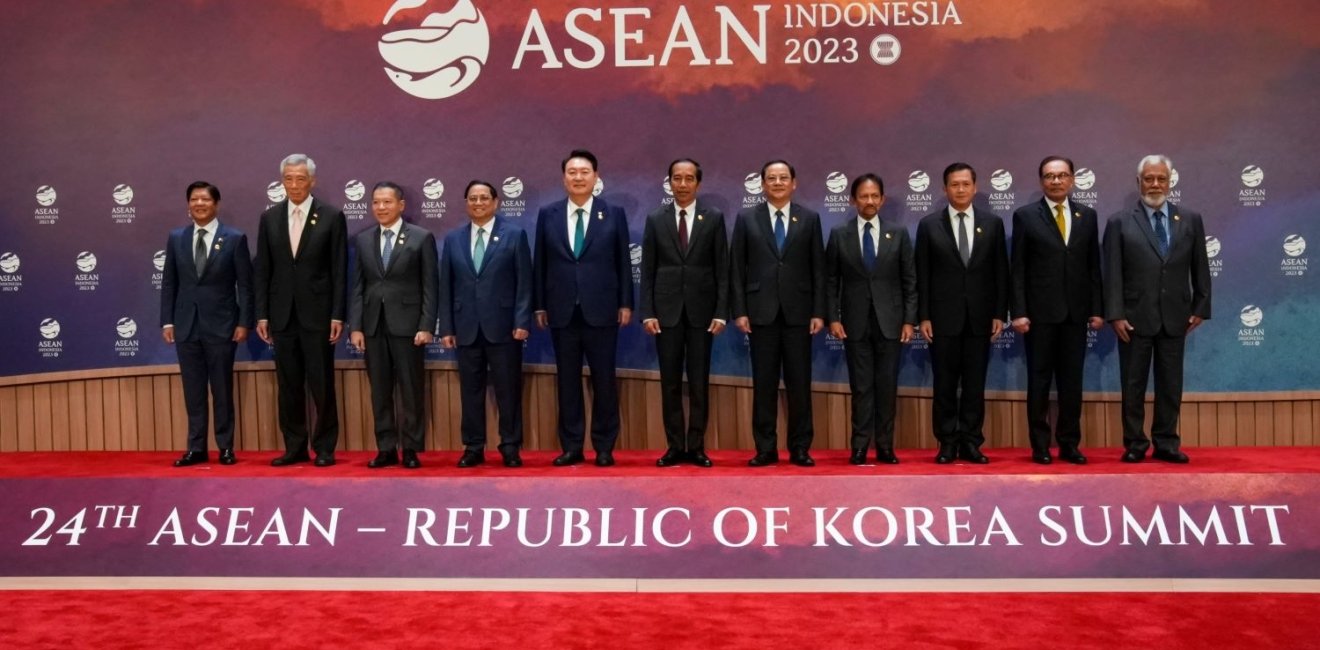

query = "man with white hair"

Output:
[[1102, 155, 1212, 463]]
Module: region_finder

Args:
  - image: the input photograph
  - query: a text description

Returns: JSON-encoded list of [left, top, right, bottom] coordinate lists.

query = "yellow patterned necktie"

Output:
[[1054, 203, 1067, 241]]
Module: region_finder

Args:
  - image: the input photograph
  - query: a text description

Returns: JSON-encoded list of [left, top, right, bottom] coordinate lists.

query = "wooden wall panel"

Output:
[[0, 386, 18, 452]]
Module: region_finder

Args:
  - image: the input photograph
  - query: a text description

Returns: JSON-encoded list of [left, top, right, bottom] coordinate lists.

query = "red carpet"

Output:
[[2, 590, 1317, 649], [3, 446, 1318, 478]]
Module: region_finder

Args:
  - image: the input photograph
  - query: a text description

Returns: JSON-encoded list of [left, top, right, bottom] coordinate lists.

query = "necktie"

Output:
[[381, 229, 395, 269], [862, 221, 876, 272], [1153, 210, 1170, 257], [473, 227, 486, 272], [289, 207, 304, 255], [573, 208, 585, 259], [774, 209, 787, 252], [1054, 203, 1067, 242], [956, 212, 970, 264], [678, 209, 689, 252], [194, 228, 208, 276]]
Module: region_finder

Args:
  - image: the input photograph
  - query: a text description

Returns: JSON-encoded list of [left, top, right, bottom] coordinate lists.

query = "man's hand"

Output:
[[513, 328, 529, 341], [1186, 315, 1204, 334], [441, 335, 457, 349], [232, 326, 248, 342], [708, 320, 725, 335], [329, 321, 343, 343], [618, 307, 632, 327], [829, 323, 847, 340], [919, 320, 933, 341], [900, 323, 914, 344], [990, 319, 1004, 341], [809, 318, 824, 335], [1088, 316, 1105, 330], [162, 326, 175, 344], [643, 319, 661, 335], [413, 331, 433, 346], [735, 316, 751, 334], [1111, 319, 1133, 343], [535, 311, 548, 329], [1012, 317, 1030, 334], [350, 331, 365, 351], [256, 320, 271, 344]]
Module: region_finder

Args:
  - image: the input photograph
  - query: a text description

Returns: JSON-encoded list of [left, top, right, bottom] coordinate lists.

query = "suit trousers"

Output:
[[1117, 329, 1185, 454], [176, 337, 238, 452], [550, 307, 620, 454], [456, 329, 524, 453], [1024, 321, 1087, 453], [929, 317, 990, 448], [843, 313, 901, 452], [364, 330, 426, 452], [749, 311, 814, 453], [272, 312, 339, 456], [655, 310, 713, 452]]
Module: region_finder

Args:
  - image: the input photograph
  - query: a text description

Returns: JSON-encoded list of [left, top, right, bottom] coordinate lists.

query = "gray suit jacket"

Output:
[[1102, 201, 1212, 335], [825, 217, 917, 340], [348, 220, 439, 337]]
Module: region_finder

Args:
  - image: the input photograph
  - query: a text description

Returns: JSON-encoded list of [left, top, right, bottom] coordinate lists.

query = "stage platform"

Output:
[[3, 448, 1319, 586]]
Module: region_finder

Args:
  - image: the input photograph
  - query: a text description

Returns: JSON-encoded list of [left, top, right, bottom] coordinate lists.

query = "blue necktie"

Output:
[[381, 229, 394, 268], [473, 227, 486, 272], [774, 209, 786, 252], [573, 208, 585, 259], [862, 221, 876, 272], [1153, 210, 1170, 257]]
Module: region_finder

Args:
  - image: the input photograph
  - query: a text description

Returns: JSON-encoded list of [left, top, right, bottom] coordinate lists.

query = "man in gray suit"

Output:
[[1103, 155, 1211, 464], [348, 181, 438, 469], [826, 173, 917, 465]]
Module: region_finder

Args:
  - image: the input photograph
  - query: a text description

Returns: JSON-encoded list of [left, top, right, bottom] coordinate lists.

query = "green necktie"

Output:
[[573, 208, 586, 258], [473, 227, 486, 272]]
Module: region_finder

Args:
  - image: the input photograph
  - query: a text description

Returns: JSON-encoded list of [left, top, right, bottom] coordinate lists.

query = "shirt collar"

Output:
[[674, 200, 696, 215], [1045, 197, 1070, 214], [569, 197, 593, 216], [947, 205, 975, 219], [289, 197, 313, 215]]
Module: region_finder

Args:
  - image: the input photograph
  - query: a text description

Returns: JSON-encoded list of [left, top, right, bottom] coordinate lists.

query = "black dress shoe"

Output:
[[876, 448, 899, 464], [271, 452, 310, 467], [218, 449, 236, 465], [1152, 449, 1190, 464], [1121, 449, 1145, 463], [553, 451, 585, 466], [789, 449, 815, 467], [935, 443, 957, 464], [1031, 450, 1053, 465], [689, 450, 713, 468], [314, 454, 336, 467], [849, 448, 867, 465], [368, 450, 398, 468], [1058, 448, 1088, 465], [960, 444, 990, 464], [594, 451, 615, 467], [457, 450, 485, 468], [502, 452, 523, 468], [402, 449, 421, 469], [656, 449, 685, 467], [173, 450, 207, 467], [748, 451, 779, 467]]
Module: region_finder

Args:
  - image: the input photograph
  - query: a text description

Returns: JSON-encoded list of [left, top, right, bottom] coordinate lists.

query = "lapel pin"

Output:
[[792, 217, 798, 222], [493, 236, 500, 241], [976, 227, 983, 233], [697, 214, 704, 221], [885, 233, 892, 239], [1074, 212, 1081, 219], [1173, 214, 1181, 221], [597, 211, 604, 220], [213, 244, 221, 251]]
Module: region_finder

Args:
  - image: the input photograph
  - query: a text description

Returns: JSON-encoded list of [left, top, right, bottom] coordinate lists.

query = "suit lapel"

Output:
[[1037, 200, 1066, 246], [1130, 203, 1164, 259], [475, 219, 501, 277], [842, 219, 866, 276], [1165, 202, 1184, 255], [580, 198, 607, 258], [559, 199, 578, 258], [663, 205, 683, 258], [780, 203, 806, 255], [294, 198, 322, 260], [758, 203, 782, 258], [968, 215, 993, 268], [936, 209, 961, 265]]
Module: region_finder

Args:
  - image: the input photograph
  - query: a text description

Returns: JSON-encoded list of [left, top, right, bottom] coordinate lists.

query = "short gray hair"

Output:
[[280, 153, 317, 177], [1137, 154, 1172, 176]]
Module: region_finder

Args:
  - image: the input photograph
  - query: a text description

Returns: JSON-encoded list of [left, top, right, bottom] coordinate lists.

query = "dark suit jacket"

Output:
[[825, 217, 917, 340], [730, 202, 826, 326], [1103, 202, 1212, 335], [159, 222, 254, 341], [254, 198, 348, 331], [915, 207, 1009, 335], [438, 217, 533, 346], [348, 221, 439, 338], [638, 200, 729, 327], [1010, 199, 1102, 324], [532, 197, 634, 328]]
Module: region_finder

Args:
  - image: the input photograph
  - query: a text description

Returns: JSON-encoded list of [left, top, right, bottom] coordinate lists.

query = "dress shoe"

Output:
[[218, 449, 236, 465], [368, 450, 398, 468], [594, 451, 616, 467], [875, 448, 899, 464], [935, 443, 958, 464], [314, 454, 336, 467], [789, 449, 815, 467], [173, 450, 207, 467], [849, 448, 867, 465], [748, 451, 779, 467], [553, 451, 585, 466], [656, 449, 685, 467], [1031, 450, 1053, 465], [1152, 449, 1190, 464], [502, 452, 523, 468], [271, 452, 310, 467], [402, 449, 421, 469], [1058, 448, 1088, 465], [1121, 449, 1145, 463], [457, 450, 485, 468], [959, 444, 989, 464], [689, 450, 713, 468]]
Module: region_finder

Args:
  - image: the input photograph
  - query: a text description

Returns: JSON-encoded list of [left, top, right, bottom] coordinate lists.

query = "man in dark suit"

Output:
[[640, 159, 728, 468], [916, 162, 1008, 464], [254, 154, 348, 467], [533, 149, 633, 467], [1010, 156, 1104, 465], [826, 173, 916, 465], [439, 180, 533, 468], [348, 182, 437, 470], [730, 160, 826, 467], [1104, 154, 1211, 464], [160, 181, 253, 467]]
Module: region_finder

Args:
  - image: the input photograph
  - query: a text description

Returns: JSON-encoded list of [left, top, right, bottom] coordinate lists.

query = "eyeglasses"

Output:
[[1140, 175, 1170, 185], [466, 196, 494, 204], [1042, 173, 1072, 182]]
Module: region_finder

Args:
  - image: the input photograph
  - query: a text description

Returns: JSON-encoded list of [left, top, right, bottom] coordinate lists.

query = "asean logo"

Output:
[[379, 0, 490, 100], [907, 171, 930, 193], [989, 169, 1013, 192]]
